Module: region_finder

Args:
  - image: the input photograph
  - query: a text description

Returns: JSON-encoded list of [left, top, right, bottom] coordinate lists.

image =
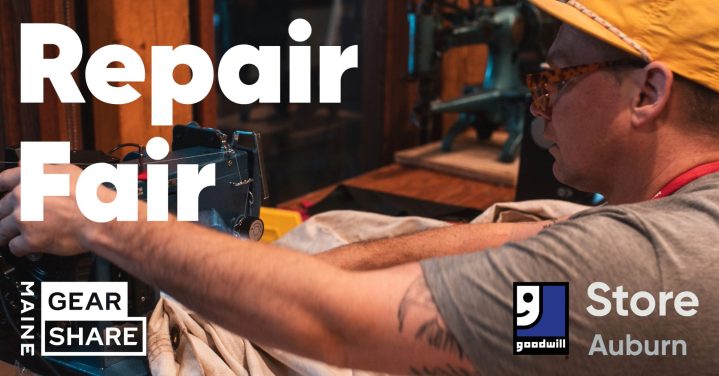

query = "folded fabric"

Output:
[[469, 199, 589, 224], [148, 297, 280, 376]]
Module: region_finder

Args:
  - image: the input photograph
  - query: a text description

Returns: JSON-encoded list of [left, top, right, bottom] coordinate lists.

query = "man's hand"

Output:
[[0, 164, 103, 257]]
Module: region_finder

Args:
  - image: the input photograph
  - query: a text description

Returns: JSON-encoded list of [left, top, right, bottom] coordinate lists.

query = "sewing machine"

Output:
[[408, 0, 558, 162], [0, 123, 267, 375]]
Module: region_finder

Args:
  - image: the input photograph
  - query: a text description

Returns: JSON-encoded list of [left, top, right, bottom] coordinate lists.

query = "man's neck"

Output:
[[604, 149, 719, 205]]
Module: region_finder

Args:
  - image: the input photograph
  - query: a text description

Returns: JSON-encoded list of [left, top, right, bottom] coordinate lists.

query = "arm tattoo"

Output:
[[416, 318, 464, 358], [397, 277, 435, 332], [410, 365, 471, 376], [398, 277, 473, 375]]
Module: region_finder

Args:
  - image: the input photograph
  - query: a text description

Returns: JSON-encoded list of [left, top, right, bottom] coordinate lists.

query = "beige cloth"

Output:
[[148, 200, 589, 375], [469, 199, 588, 224], [148, 298, 279, 376], [148, 297, 391, 376]]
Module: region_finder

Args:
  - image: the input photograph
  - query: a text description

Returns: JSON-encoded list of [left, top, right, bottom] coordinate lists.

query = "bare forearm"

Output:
[[80, 218, 469, 373], [317, 220, 552, 270], [82, 217, 355, 365]]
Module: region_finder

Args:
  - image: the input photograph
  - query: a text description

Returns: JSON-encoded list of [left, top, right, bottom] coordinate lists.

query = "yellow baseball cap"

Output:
[[529, 0, 719, 93]]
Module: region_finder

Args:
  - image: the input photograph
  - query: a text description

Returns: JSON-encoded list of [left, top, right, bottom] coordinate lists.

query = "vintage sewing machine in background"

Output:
[[0, 123, 267, 375], [407, 0, 599, 204], [408, 0, 558, 162]]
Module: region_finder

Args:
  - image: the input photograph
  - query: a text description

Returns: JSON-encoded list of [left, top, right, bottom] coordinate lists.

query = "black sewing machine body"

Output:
[[158, 125, 266, 239], [0, 124, 266, 375]]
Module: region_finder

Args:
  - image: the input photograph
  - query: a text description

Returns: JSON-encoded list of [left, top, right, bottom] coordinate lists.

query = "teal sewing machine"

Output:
[[408, 0, 558, 162]]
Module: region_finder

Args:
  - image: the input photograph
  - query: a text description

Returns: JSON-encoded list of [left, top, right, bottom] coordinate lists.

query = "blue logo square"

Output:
[[513, 282, 569, 355]]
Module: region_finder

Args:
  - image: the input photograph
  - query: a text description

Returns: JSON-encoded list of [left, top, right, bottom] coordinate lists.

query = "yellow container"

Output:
[[259, 207, 303, 243]]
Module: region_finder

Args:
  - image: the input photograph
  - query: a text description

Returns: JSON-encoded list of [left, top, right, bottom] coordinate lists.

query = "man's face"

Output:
[[534, 25, 633, 193]]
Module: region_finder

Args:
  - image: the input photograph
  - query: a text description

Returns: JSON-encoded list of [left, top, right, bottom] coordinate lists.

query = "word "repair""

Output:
[[20, 20, 358, 125]]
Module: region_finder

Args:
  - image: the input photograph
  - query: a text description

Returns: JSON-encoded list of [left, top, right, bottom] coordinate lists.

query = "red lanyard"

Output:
[[652, 161, 719, 199]]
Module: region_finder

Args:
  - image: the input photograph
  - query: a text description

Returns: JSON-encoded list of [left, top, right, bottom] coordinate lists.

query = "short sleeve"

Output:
[[420, 207, 681, 374]]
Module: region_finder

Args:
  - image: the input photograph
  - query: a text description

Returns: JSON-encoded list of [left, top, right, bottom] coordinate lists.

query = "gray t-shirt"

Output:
[[421, 173, 719, 375]]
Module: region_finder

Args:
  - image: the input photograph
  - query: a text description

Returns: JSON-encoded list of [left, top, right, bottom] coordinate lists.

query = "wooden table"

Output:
[[279, 163, 516, 212]]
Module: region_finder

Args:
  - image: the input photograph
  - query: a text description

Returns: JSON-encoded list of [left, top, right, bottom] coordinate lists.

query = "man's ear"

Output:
[[631, 62, 674, 127]]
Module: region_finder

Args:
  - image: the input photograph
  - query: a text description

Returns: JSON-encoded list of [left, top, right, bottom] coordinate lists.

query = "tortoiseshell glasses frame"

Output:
[[525, 60, 646, 116]]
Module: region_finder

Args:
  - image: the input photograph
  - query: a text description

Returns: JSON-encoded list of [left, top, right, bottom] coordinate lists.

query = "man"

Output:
[[1, 0, 719, 374]]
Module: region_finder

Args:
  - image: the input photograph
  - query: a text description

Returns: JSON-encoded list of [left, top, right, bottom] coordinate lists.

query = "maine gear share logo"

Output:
[[513, 282, 569, 355], [40, 282, 146, 356]]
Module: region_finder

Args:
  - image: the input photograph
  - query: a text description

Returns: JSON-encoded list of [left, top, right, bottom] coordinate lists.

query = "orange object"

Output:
[[259, 207, 303, 243]]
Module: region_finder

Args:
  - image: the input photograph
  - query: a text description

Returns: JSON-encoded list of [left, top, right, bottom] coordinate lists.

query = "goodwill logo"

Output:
[[37, 282, 146, 356], [513, 282, 569, 355]]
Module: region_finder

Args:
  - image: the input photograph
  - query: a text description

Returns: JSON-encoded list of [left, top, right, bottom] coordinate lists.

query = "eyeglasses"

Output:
[[525, 60, 646, 117]]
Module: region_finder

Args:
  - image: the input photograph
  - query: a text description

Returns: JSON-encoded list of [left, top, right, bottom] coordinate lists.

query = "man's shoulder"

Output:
[[572, 172, 719, 221], [546, 172, 719, 268]]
